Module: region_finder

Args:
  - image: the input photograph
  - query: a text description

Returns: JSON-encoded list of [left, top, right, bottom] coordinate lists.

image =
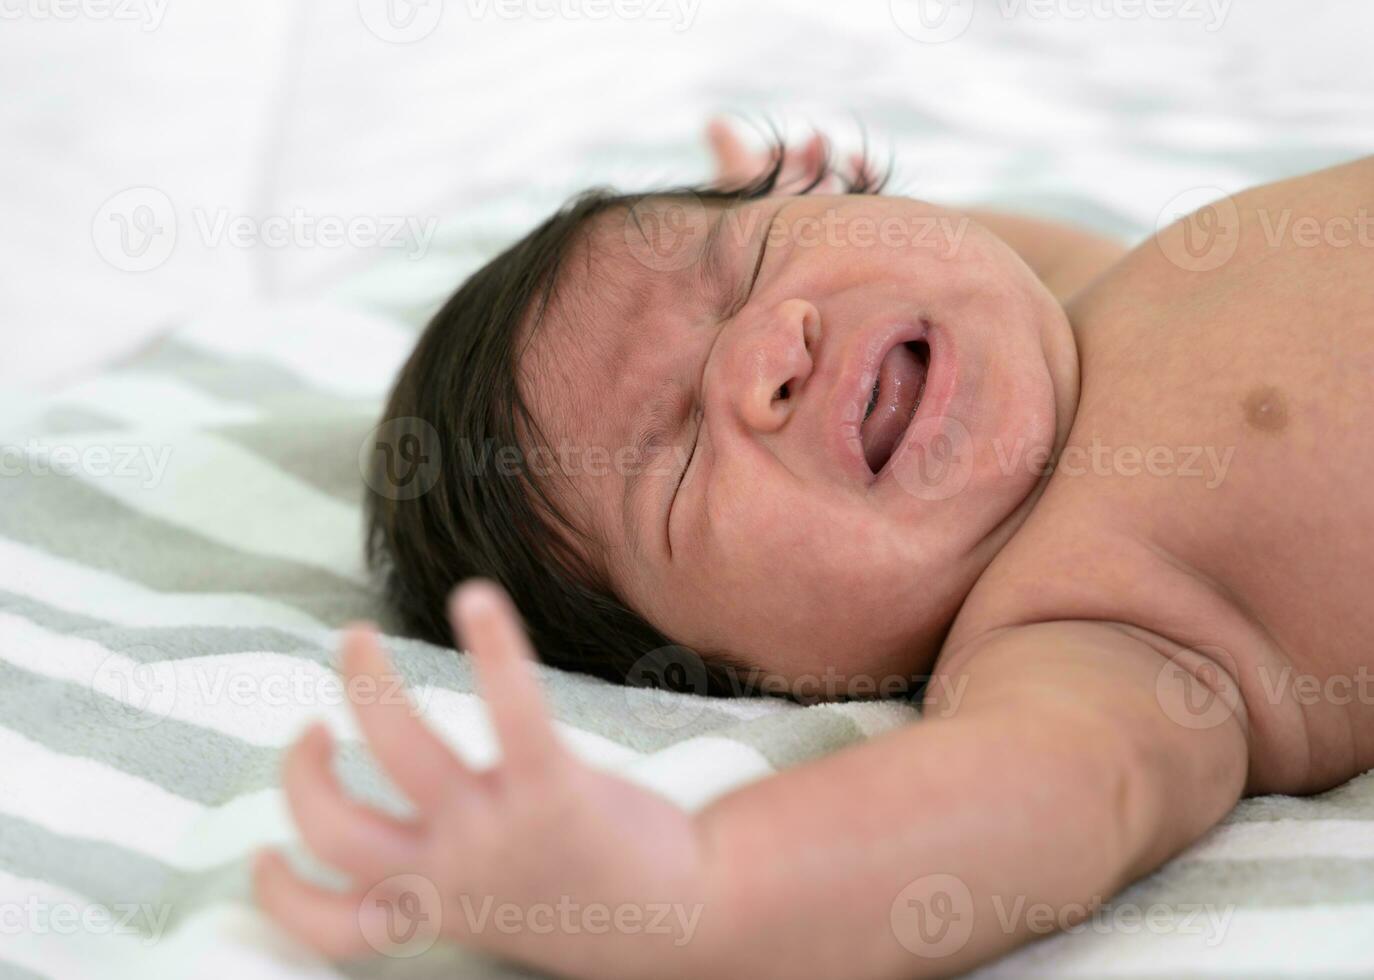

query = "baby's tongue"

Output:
[[860, 343, 927, 473]]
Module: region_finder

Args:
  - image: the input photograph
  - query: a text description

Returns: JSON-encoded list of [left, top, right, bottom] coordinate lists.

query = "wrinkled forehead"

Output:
[[517, 200, 705, 459]]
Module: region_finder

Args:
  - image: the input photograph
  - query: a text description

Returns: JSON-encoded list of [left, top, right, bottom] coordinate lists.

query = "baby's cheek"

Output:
[[712, 495, 819, 573]]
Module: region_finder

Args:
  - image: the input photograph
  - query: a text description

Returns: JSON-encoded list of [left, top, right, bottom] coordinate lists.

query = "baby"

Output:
[[254, 121, 1374, 978]]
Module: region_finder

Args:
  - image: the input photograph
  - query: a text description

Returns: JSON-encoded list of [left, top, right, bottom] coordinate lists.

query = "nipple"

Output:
[[1242, 385, 1288, 433]]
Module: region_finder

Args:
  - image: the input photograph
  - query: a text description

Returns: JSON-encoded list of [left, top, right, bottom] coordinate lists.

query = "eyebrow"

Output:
[[618, 206, 734, 556]]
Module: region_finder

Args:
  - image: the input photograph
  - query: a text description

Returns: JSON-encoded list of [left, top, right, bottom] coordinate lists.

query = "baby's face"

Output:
[[522, 193, 1075, 694]]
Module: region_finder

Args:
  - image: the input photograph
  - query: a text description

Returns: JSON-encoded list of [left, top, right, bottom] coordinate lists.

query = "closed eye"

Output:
[[676, 211, 774, 483], [722, 210, 777, 320], [673, 408, 702, 495], [743, 214, 772, 295], [670, 209, 778, 527]]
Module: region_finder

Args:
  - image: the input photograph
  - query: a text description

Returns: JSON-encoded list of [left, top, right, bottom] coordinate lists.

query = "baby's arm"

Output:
[[698, 620, 1249, 978], [257, 591, 1248, 979]]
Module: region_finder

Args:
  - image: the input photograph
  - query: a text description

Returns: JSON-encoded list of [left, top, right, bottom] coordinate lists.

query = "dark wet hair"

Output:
[[365, 136, 888, 697]]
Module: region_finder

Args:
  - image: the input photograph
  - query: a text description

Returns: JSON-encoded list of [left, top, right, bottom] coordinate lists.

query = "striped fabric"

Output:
[[6, 4, 1374, 975], [4, 304, 1373, 980], [0, 313, 923, 978]]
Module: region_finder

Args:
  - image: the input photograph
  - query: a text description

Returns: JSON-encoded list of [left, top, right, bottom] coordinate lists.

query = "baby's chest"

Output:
[[964, 290, 1374, 784]]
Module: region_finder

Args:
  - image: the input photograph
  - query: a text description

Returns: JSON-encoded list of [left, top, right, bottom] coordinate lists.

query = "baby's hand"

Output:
[[254, 582, 723, 979], [706, 116, 877, 194]]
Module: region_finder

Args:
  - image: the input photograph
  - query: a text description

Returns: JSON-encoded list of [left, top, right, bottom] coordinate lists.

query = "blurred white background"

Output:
[[3, 0, 1372, 393]]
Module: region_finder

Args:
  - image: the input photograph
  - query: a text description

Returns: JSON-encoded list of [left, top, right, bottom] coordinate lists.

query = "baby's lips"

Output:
[[860, 342, 928, 474]]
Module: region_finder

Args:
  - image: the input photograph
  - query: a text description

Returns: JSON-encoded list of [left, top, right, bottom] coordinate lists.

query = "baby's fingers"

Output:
[[449, 581, 562, 777], [254, 850, 373, 961], [340, 625, 469, 813], [781, 132, 829, 189], [848, 152, 882, 190], [282, 724, 423, 885], [707, 117, 757, 186]]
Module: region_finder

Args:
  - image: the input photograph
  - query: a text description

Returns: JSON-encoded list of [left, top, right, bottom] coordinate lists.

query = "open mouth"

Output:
[[859, 340, 929, 475]]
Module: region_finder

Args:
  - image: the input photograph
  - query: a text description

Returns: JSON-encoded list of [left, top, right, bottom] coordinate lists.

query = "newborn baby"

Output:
[[254, 121, 1374, 978]]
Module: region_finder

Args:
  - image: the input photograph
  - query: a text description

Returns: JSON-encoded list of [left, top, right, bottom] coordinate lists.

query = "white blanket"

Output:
[[3, 2, 1374, 977]]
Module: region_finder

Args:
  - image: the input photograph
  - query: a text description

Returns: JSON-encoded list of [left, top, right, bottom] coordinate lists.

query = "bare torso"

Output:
[[942, 156, 1374, 796]]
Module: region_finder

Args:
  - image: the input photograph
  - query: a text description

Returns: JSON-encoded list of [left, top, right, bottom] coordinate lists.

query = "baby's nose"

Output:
[[727, 299, 819, 433]]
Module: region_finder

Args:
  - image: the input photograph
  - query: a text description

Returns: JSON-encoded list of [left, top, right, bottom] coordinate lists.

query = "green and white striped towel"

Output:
[[0, 301, 920, 979], [6, 0, 1374, 974], [2, 296, 1372, 979]]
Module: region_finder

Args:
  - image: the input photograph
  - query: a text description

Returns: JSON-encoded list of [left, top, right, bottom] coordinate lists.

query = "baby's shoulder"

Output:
[[935, 515, 1316, 790], [941, 503, 1216, 656], [1071, 154, 1374, 320]]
